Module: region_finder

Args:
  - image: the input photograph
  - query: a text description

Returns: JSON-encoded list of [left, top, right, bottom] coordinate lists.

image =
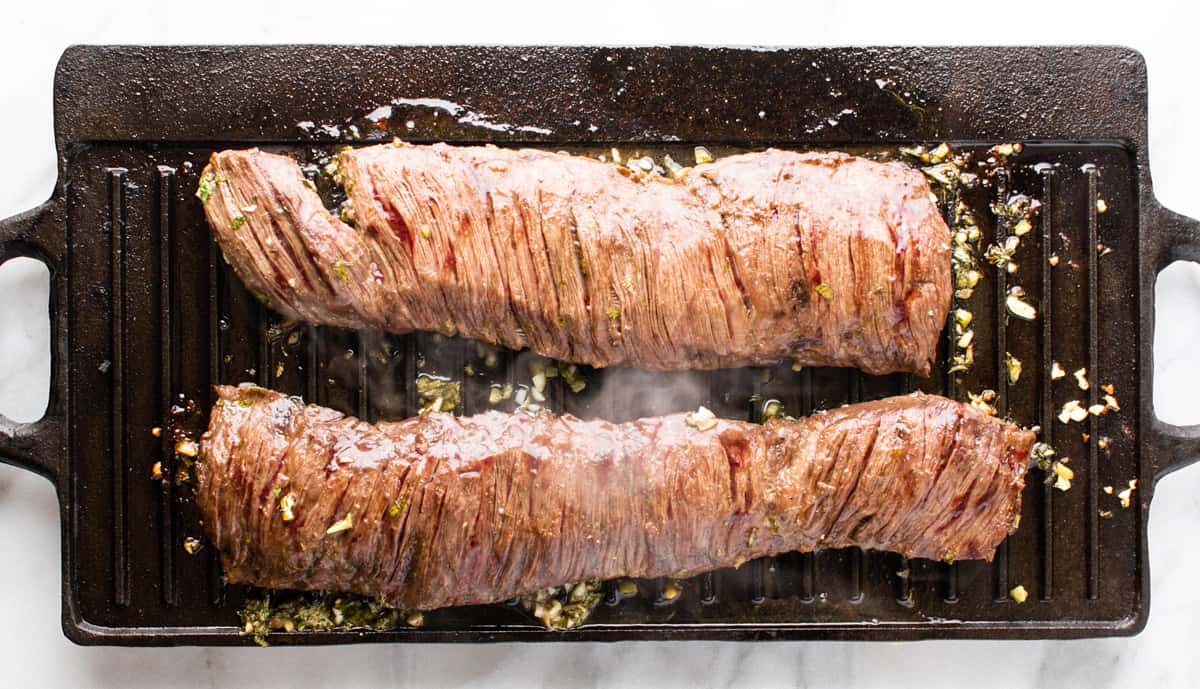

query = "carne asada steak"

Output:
[[199, 143, 952, 375], [197, 385, 1031, 612]]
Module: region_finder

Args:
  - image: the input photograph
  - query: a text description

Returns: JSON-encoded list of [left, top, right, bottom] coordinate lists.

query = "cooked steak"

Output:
[[200, 143, 951, 375], [196, 385, 1031, 612]]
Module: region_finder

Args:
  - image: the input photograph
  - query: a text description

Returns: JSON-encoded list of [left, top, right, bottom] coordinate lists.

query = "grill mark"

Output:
[[823, 415, 882, 542], [374, 185, 414, 253], [716, 211, 752, 316]]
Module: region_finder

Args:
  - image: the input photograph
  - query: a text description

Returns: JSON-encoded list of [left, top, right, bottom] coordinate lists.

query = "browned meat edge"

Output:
[[200, 143, 951, 375], [196, 385, 1031, 611]]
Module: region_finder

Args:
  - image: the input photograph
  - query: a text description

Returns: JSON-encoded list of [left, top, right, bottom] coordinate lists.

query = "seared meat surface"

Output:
[[200, 143, 951, 375], [197, 385, 1030, 611]]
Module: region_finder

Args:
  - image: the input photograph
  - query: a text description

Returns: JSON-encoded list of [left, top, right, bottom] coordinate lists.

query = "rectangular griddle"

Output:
[[0, 45, 1198, 645]]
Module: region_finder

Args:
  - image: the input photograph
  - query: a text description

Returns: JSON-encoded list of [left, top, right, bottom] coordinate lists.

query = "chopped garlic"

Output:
[[1006, 352, 1022, 384], [1103, 485, 1114, 495], [1059, 400, 1089, 424], [954, 308, 973, 329], [1096, 199, 1108, 213], [1103, 393, 1120, 411], [1118, 480, 1138, 508], [1051, 362, 1066, 380], [1073, 368, 1090, 390], [279, 493, 297, 522], [968, 389, 998, 416], [176, 439, 199, 458], [693, 146, 714, 165], [1013, 219, 1033, 236], [1088, 403, 1107, 416], [1006, 293, 1037, 320], [1010, 585, 1029, 603], [686, 406, 718, 432], [326, 513, 354, 535]]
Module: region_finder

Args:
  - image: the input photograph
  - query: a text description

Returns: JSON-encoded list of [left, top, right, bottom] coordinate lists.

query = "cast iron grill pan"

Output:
[[0, 46, 1198, 645]]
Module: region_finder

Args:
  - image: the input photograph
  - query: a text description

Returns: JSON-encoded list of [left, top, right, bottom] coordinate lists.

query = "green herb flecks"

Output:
[[196, 173, 219, 203], [519, 581, 603, 630], [239, 591, 410, 647], [231, 215, 246, 231], [416, 375, 461, 412], [333, 257, 352, 284]]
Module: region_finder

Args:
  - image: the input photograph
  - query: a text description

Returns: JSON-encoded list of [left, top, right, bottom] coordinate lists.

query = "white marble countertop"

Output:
[[2, 2, 1199, 687]]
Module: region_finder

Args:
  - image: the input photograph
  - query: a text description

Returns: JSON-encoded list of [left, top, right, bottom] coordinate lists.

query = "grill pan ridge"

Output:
[[0, 45, 1199, 645]]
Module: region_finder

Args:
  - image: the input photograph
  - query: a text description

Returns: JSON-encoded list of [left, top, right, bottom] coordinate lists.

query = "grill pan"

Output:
[[1, 45, 1199, 645]]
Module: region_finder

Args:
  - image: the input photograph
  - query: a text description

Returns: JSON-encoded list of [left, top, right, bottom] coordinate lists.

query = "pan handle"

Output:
[[1148, 203, 1200, 482], [0, 200, 66, 484]]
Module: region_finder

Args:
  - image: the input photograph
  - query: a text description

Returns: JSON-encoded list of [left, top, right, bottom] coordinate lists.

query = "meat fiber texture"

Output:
[[201, 143, 951, 375], [197, 385, 1031, 612]]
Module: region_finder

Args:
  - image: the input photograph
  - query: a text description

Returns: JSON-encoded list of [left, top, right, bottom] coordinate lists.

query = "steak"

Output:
[[196, 385, 1031, 612], [200, 143, 952, 375]]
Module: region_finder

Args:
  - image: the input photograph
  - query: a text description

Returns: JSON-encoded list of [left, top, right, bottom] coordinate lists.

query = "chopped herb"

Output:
[[333, 256, 352, 284], [416, 376, 461, 412], [814, 284, 833, 301], [605, 306, 621, 322], [419, 225, 432, 239], [231, 215, 246, 231], [239, 591, 406, 647], [196, 173, 218, 203], [251, 288, 271, 305], [387, 499, 408, 519], [521, 581, 603, 630], [1029, 442, 1056, 471]]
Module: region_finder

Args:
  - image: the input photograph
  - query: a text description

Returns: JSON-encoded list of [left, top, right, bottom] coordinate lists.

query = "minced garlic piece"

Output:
[[1074, 368, 1090, 390], [1006, 353, 1022, 384], [1052, 461, 1074, 491], [686, 406, 718, 432], [1010, 585, 1029, 603], [1118, 480, 1138, 509], [968, 389, 998, 416], [326, 513, 354, 535], [1051, 362, 1066, 380], [1006, 292, 1037, 320], [279, 493, 297, 522], [1059, 400, 1088, 424], [1103, 393, 1120, 411]]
